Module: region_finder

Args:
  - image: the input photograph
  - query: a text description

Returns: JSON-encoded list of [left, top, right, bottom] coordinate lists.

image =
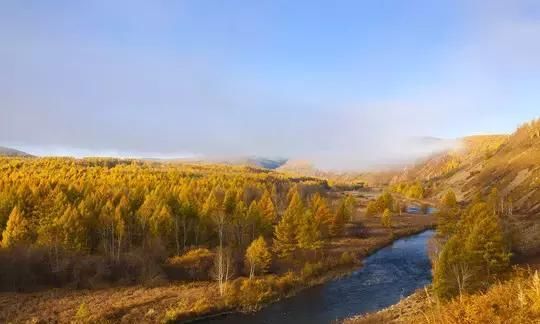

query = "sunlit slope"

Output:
[[395, 119, 540, 214], [393, 135, 507, 187], [463, 121, 540, 214]]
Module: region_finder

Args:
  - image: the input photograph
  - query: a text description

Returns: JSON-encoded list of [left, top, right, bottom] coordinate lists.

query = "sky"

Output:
[[1, 0, 540, 169]]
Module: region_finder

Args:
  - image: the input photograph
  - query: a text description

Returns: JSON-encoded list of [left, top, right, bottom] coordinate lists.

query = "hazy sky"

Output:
[[1, 1, 540, 169]]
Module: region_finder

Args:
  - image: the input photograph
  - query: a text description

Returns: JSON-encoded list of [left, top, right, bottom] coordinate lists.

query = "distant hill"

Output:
[[215, 156, 288, 169], [175, 156, 288, 170], [245, 157, 288, 169], [277, 159, 319, 175], [0, 146, 32, 157], [392, 135, 508, 184]]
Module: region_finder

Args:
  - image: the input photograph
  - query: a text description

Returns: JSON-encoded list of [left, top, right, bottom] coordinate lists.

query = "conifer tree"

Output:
[[259, 190, 277, 225], [442, 189, 458, 209], [273, 190, 302, 259], [310, 193, 332, 238], [223, 189, 237, 217], [381, 208, 392, 228], [330, 200, 347, 237], [247, 200, 267, 240], [297, 210, 323, 252], [1, 206, 30, 248], [433, 202, 511, 299], [60, 205, 88, 252], [232, 200, 247, 247], [437, 190, 460, 239]]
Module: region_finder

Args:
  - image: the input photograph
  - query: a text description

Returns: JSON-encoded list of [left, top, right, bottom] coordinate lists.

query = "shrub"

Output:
[[238, 278, 275, 309], [73, 302, 91, 323], [164, 248, 214, 280], [301, 261, 324, 279], [274, 271, 298, 293], [163, 291, 220, 323], [338, 251, 359, 266]]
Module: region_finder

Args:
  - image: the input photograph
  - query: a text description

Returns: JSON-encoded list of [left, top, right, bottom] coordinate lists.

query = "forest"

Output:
[[0, 157, 359, 293]]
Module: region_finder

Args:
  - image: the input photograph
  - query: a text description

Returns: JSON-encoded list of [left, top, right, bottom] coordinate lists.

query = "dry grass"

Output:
[[344, 289, 432, 324], [0, 281, 219, 323]]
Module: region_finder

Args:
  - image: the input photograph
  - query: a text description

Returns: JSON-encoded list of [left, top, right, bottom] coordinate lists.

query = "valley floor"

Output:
[[0, 213, 434, 324]]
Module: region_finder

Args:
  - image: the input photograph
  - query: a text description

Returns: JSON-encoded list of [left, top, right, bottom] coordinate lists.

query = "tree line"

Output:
[[0, 157, 354, 290]]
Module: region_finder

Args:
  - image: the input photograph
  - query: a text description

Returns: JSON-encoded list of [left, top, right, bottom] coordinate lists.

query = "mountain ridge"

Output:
[[0, 146, 32, 157]]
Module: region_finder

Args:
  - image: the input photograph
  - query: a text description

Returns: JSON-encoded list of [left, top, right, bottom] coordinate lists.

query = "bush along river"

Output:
[[200, 230, 434, 324]]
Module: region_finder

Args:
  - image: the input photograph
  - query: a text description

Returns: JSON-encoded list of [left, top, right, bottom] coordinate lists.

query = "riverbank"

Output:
[[346, 267, 540, 324], [0, 214, 434, 323], [203, 230, 434, 324], [343, 289, 432, 323], [344, 213, 540, 324]]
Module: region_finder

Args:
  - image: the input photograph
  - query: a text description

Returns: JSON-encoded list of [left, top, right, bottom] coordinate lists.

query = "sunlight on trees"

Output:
[[1, 207, 30, 248], [433, 199, 511, 299], [245, 236, 272, 279]]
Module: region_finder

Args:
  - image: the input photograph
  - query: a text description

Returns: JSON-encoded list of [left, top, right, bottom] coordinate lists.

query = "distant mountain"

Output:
[[176, 156, 288, 170], [245, 157, 288, 169], [0, 146, 32, 157], [213, 156, 288, 169]]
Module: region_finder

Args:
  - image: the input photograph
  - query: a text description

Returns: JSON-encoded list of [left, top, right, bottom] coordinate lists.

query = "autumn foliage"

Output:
[[0, 157, 353, 291]]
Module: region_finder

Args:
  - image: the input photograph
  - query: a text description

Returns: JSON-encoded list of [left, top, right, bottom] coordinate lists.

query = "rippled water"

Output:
[[199, 230, 434, 324]]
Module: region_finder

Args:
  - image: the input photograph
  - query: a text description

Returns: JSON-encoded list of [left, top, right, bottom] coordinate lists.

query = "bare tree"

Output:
[[211, 246, 235, 296], [451, 262, 472, 300]]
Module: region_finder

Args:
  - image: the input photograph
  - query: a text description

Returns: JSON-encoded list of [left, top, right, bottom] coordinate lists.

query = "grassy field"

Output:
[[0, 192, 434, 324]]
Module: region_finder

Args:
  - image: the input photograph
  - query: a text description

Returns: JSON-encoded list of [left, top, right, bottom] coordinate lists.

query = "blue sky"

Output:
[[1, 1, 540, 168]]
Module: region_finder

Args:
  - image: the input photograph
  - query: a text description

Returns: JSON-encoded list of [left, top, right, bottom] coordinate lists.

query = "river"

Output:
[[199, 230, 434, 324]]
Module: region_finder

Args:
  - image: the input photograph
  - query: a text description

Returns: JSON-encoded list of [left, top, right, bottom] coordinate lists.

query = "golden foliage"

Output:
[[245, 236, 272, 278], [418, 270, 540, 324]]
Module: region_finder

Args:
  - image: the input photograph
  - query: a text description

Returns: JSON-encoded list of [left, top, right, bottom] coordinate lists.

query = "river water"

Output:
[[200, 230, 434, 324]]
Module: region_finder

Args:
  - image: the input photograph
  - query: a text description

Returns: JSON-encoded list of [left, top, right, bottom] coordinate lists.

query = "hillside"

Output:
[[277, 160, 397, 187], [391, 135, 508, 185], [390, 132, 534, 209], [0, 146, 31, 157]]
